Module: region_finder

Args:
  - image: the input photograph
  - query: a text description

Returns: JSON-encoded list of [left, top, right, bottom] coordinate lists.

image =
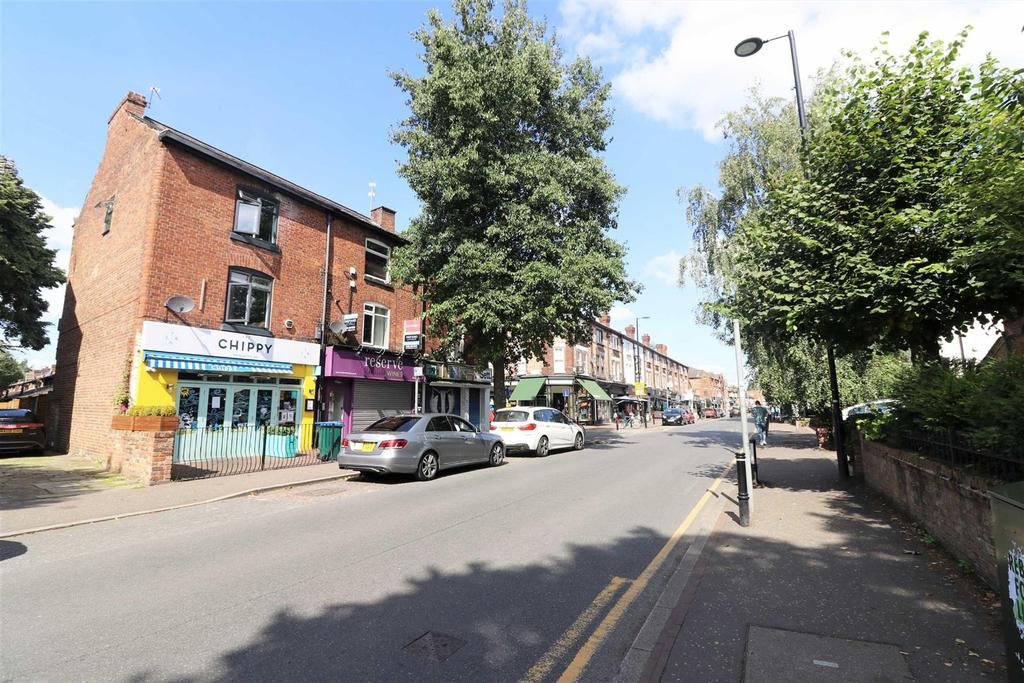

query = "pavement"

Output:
[[631, 422, 1007, 682], [0, 455, 357, 537]]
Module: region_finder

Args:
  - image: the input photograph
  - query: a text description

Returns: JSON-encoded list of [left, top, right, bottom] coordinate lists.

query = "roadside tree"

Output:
[[728, 30, 1024, 359], [0, 156, 65, 351], [391, 0, 637, 406]]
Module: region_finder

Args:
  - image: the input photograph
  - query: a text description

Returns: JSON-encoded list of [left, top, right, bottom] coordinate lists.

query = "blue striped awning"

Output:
[[143, 351, 293, 374]]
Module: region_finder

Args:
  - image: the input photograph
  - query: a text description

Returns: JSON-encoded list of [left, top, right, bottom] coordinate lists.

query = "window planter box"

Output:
[[111, 415, 180, 431]]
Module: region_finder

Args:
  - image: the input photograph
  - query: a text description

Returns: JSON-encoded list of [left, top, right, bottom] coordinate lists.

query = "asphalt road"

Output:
[[1, 419, 740, 682]]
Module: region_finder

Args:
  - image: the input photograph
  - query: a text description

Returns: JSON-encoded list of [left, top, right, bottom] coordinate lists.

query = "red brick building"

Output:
[[52, 92, 424, 481]]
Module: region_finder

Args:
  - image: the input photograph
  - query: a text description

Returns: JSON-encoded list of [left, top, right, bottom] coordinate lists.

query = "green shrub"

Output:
[[267, 426, 296, 436], [125, 405, 178, 417], [890, 356, 1024, 455]]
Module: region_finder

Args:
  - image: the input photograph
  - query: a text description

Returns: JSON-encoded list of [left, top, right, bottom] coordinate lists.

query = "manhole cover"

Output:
[[744, 626, 913, 682], [403, 631, 466, 662]]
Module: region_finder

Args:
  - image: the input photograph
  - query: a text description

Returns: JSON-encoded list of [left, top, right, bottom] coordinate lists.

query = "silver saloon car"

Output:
[[338, 413, 505, 481]]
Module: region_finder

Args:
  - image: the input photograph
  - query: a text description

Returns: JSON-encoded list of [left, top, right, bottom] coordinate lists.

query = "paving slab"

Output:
[[744, 626, 913, 682]]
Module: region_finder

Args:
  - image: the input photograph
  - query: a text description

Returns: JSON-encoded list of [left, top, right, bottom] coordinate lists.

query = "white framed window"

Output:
[[553, 344, 565, 373], [225, 268, 272, 328], [365, 239, 391, 283], [234, 188, 278, 244], [362, 302, 390, 348]]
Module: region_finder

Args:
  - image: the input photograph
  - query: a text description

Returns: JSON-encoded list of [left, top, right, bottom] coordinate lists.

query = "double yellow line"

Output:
[[521, 469, 729, 683]]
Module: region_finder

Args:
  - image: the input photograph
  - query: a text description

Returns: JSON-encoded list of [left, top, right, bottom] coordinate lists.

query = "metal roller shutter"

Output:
[[351, 380, 413, 431]]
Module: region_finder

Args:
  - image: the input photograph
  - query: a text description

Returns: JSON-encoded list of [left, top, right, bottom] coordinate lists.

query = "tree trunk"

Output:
[[492, 358, 507, 410]]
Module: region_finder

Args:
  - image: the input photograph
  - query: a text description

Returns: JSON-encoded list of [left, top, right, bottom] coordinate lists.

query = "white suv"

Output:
[[490, 406, 585, 456]]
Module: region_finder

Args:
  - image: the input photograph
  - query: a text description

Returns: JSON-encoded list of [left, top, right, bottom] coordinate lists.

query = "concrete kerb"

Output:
[[613, 479, 730, 683], [0, 471, 360, 539]]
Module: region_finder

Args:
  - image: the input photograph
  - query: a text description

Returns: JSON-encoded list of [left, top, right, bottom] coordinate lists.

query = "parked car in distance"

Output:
[[842, 399, 898, 421], [703, 407, 720, 419], [662, 408, 688, 426], [490, 406, 585, 456], [0, 409, 46, 455], [337, 413, 504, 481]]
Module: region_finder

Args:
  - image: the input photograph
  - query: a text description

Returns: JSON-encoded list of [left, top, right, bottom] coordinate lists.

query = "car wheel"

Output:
[[535, 436, 550, 457], [416, 451, 439, 481], [489, 442, 505, 466], [574, 432, 584, 450]]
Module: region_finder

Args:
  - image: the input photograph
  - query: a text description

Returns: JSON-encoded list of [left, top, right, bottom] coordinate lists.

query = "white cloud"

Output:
[[560, 1, 1024, 140], [10, 196, 78, 369], [643, 249, 683, 286], [607, 304, 636, 330]]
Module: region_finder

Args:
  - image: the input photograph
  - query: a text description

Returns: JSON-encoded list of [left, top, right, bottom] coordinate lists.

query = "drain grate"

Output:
[[403, 631, 466, 662]]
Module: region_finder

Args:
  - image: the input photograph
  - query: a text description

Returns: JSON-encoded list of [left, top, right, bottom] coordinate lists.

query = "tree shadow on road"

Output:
[[0, 454, 132, 511]]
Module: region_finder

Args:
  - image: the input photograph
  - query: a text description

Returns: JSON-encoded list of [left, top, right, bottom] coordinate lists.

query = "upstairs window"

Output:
[[225, 268, 272, 328], [234, 188, 278, 244], [362, 302, 390, 348], [365, 239, 391, 283]]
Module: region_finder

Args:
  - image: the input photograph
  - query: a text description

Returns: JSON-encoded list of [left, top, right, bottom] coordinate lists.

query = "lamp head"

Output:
[[734, 37, 764, 57]]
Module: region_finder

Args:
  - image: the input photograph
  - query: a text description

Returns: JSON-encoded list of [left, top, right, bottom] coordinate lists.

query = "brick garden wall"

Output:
[[859, 436, 997, 588], [100, 429, 174, 485]]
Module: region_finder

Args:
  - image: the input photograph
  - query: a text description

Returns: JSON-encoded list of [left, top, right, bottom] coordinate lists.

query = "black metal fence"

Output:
[[171, 422, 343, 481], [888, 427, 1024, 481]]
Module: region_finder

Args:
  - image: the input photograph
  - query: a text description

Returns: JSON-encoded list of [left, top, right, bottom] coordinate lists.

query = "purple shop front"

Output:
[[323, 347, 419, 435]]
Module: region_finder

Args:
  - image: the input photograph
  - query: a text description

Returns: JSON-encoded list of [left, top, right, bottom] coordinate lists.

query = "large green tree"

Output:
[[728, 30, 1024, 358], [0, 156, 65, 351], [391, 0, 637, 406], [0, 348, 29, 388]]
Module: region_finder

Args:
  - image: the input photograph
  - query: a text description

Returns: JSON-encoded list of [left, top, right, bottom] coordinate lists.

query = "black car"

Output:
[[0, 409, 46, 455], [662, 408, 685, 426]]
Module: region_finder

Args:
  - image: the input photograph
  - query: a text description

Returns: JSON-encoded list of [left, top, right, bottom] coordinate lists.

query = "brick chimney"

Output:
[[109, 91, 147, 125], [371, 206, 397, 232], [625, 325, 636, 339], [642, 333, 651, 347], [655, 344, 667, 355], [598, 312, 611, 325]]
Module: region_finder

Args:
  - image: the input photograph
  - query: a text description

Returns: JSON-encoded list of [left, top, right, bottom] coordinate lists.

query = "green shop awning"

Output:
[[509, 377, 546, 401], [577, 378, 612, 401]]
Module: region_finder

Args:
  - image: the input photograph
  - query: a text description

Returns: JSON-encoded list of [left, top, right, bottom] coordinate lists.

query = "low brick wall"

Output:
[[859, 435, 997, 588], [96, 428, 174, 485]]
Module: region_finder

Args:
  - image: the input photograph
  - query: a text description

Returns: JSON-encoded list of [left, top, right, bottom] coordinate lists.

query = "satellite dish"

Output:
[[328, 320, 346, 335], [164, 295, 195, 314]]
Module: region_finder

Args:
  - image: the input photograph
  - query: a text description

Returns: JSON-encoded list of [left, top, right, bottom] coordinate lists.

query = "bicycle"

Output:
[[624, 414, 640, 429]]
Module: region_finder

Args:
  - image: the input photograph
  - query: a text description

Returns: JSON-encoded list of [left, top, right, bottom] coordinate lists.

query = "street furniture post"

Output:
[[736, 450, 751, 527]]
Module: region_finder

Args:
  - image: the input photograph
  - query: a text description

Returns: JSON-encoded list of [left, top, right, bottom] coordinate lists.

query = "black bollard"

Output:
[[748, 435, 759, 486], [735, 450, 751, 527]]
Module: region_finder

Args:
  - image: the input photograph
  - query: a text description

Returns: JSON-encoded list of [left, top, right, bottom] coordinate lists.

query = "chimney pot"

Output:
[[642, 333, 651, 346], [625, 325, 636, 339], [598, 313, 611, 325], [370, 206, 397, 232], [109, 91, 147, 125]]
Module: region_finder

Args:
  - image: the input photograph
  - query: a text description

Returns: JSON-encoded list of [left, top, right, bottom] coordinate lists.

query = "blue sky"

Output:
[[3, 0, 1018, 381]]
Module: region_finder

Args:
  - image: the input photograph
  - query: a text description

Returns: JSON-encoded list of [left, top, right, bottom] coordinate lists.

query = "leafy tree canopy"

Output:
[[728, 29, 1024, 357], [0, 156, 65, 351], [390, 0, 637, 404], [0, 348, 30, 388]]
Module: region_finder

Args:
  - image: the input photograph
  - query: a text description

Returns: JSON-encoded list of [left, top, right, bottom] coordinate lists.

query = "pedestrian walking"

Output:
[[751, 400, 769, 446]]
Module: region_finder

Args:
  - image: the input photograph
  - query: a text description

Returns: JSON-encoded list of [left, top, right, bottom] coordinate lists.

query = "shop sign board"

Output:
[[342, 314, 358, 333], [403, 319, 422, 335], [141, 321, 319, 365], [404, 334, 422, 352], [634, 381, 646, 396], [326, 347, 417, 382]]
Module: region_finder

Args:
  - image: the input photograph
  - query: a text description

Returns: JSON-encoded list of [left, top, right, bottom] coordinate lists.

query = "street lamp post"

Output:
[[735, 30, 849, 481]]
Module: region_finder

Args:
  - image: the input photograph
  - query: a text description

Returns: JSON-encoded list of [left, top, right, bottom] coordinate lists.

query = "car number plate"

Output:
[[361, 442, 375, 452], [500, 427, 515, 432], [3, 428, 23, 434]]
